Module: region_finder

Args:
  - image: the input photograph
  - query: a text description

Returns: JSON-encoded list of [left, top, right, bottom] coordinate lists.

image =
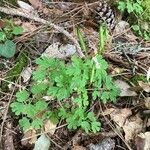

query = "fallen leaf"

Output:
[[135, 134, 145, 150], [114, 80, 137, 96], [138, 81, 150, 93], [17, 1, 39, 17], [144, 97, 150, 109], [72, 146, 87, 150], [114, 21, 129, 34], [21, 67, 32, 82], [13, 18, 22, 26], [28, 0, 43, 9], [111, 67, 125, 75], [21, 129, 37, 146], [103, 108, 116, 116], [21, 22, 37, 33], [136, 132, 150, 150], [44, 120, 57, 135], [144, 132, 150, 150], [123, 115, 143, 141], [18, 1, 34, 12], [33, 134, 50, 150], [81, 27, 99, 52], [106, 108, 132, 127], [42, 43, 76, 59], [104, 108, 143, 141]]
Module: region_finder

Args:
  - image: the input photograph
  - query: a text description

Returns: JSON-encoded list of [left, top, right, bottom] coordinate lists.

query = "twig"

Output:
[[47, 136, 63, 150], [0, 87, 15, 146], [99, 103, 133, 150], [21, 124, 67, 141], [0, 77, 24, 88], [0, 6, 85, 58]]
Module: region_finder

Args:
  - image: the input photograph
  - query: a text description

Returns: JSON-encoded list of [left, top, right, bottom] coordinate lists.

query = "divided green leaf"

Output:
[[11, 55, 119, 133], [16, 90, 30, 102], [12, 26, 23, 35]]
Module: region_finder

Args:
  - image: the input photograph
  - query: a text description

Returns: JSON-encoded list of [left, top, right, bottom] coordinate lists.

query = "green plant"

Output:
[[0, 19, 23, 58], [118, 0, 143, 15], [10, 89, 57, 131], [76, 24, 109, 55], [1, 52, 28, 92], [11, 55, 119, 133], [132, 24, 150, 40], [117, 0, 150, 40], [142, 0, 150, 21], [76, 27, 88, 53], [98, 24, 108, 54]]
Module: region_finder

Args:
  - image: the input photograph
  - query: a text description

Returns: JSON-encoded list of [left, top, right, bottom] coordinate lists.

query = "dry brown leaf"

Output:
[[123, 115, 143, 141], [81, 27, 99, 51], [21, 129, 37, 146], [13, 18, 22, 26], [114, 79, 137, 96], [136, 132, 150, 150], [114, 21, 129, 34], [21, 67, 32, 82], [109, 108, 132, 127], [21, 22, 37, 33], [28, 0, 42, 9], [104, 108, 143, 141], [144, 97, 150, 109], [103, 108, 116, 116], [111, 67, 126, 75], [125, 32, 138, 42], [138, 81, 150, 93], [72, 146, 87, 150], [42, 43, 76, 59], [135, 134, 145, 150], [44, 120, 57, 135]]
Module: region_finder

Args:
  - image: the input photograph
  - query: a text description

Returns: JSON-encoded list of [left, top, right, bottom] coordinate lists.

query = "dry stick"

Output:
[[21, 124, 67, 142], [0, 88, 15, 146], [0, 6, 85, 58]]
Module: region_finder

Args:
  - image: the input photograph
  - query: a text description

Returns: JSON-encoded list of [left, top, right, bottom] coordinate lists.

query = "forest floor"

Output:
[[0, 0, 150, 150]]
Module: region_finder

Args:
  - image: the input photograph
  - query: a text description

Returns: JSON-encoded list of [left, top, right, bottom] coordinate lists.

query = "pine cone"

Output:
[[90, 1, 116, 30]]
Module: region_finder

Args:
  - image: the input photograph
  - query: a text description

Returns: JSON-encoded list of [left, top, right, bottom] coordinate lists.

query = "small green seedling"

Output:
[[0, 19, 23, 58]]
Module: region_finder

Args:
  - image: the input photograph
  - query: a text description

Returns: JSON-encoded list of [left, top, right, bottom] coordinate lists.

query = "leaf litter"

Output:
[[0, 0, 150, 150]]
